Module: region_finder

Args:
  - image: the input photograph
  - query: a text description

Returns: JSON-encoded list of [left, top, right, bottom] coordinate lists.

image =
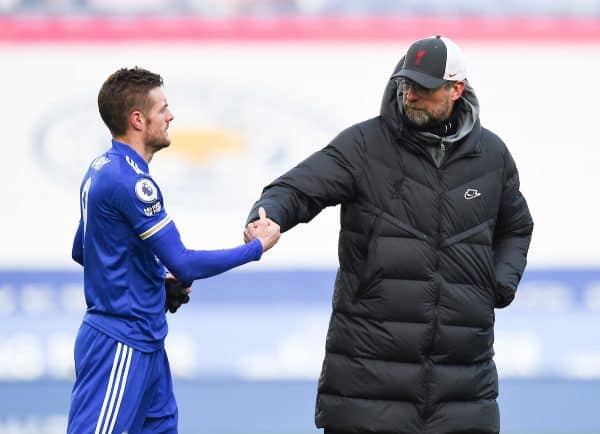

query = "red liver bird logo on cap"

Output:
[[415, 50, 426, 66]]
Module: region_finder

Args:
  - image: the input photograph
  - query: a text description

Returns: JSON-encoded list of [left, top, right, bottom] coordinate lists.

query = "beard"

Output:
[[145, 128, 171, 153], [403, 92, 453, 128]]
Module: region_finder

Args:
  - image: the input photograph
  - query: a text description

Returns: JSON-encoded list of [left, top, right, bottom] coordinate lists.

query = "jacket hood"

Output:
[[380, 56, 480, 147]]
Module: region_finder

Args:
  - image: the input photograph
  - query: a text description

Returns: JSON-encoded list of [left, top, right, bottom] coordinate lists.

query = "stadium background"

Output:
[[1, 0, 599, 433]]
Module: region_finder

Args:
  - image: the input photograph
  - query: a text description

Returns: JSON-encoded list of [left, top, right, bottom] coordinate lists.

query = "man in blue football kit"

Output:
[[67, 67, 280, 434]]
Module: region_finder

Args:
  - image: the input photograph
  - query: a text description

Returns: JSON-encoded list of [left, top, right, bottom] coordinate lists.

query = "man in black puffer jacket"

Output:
[[245, 35, 533, 434]]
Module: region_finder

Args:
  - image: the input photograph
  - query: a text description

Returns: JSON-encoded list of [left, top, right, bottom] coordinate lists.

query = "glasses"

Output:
[[399, 78, 452, 97]]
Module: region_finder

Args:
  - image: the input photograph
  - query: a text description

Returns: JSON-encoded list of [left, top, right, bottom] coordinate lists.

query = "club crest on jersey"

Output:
[[135, 178, 158, 203]]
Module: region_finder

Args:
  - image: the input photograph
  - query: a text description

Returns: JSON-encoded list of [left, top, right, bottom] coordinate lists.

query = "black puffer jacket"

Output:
[[247, 61, 533, 433]]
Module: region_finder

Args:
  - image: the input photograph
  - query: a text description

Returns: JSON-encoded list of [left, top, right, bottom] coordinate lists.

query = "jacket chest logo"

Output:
[[464, 188, 481, 200]]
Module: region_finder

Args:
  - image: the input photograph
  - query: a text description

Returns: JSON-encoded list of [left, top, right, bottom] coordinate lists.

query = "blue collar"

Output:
[[111, 139, 149, 174]]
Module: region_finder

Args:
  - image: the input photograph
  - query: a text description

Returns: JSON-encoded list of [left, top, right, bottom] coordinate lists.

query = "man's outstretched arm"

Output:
[[246, 126, 363, 232], [148, 208, 280, 283]]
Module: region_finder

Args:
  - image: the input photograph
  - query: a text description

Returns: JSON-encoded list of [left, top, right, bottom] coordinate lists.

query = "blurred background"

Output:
[[1, 1, 599, 433]]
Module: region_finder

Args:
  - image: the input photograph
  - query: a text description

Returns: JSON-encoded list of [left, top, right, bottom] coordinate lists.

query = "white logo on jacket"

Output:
[[464, 188, 481, 200]]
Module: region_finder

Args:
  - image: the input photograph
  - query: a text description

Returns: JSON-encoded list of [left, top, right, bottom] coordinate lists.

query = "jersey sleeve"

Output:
[[72, 219, 84, 266], [113, 175, 173, 241], [147, 222, 263, 282]]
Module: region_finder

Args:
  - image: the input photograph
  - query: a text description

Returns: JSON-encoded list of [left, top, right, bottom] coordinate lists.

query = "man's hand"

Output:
[[244, 207, 281, 253], [165, 273, 192, 313]]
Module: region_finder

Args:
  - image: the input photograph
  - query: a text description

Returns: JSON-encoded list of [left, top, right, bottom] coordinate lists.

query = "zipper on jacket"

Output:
[[435, 138, 447, 168], [424, 169, 444, 426]]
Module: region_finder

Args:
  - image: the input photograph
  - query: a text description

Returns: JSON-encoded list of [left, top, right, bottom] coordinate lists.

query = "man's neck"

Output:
[[113, 135, 153, 163]]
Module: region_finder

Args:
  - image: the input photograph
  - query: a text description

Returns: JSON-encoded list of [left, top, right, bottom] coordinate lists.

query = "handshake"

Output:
[[243, 206, 281, 253], [165, 207, 281, 314]]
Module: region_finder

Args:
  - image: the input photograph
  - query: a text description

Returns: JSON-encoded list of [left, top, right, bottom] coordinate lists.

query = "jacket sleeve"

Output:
[[246, 126, 364, 232], [492, 149, 534, 308]]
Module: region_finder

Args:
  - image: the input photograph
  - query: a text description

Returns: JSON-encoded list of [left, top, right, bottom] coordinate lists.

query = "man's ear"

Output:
[[451, 81, 465, 101], [129, 110, 144, 131]]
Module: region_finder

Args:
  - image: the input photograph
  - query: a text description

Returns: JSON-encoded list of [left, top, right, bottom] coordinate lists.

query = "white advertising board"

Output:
[[1, 41, 599, 268]]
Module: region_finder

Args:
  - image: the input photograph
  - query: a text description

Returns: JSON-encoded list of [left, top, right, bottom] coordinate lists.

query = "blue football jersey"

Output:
[[77, 140, 173, 352]]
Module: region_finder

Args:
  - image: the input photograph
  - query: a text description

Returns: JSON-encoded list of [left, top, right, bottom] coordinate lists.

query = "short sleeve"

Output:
[[113, 176, 173, 241]]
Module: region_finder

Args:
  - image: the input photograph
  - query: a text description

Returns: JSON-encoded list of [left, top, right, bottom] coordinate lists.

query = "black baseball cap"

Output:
[[393, 35, 467, 89]]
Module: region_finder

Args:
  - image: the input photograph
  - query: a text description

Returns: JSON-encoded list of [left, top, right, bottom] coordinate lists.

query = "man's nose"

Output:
[[404, 87, 419, 101]]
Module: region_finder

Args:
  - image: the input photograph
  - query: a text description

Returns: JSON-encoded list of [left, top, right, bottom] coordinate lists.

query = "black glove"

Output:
[[165, 276, 192, 313]]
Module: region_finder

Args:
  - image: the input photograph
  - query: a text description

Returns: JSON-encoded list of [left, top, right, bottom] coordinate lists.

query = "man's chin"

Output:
[[405, 109, 430, 127], [149, 140, 171, 153]]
